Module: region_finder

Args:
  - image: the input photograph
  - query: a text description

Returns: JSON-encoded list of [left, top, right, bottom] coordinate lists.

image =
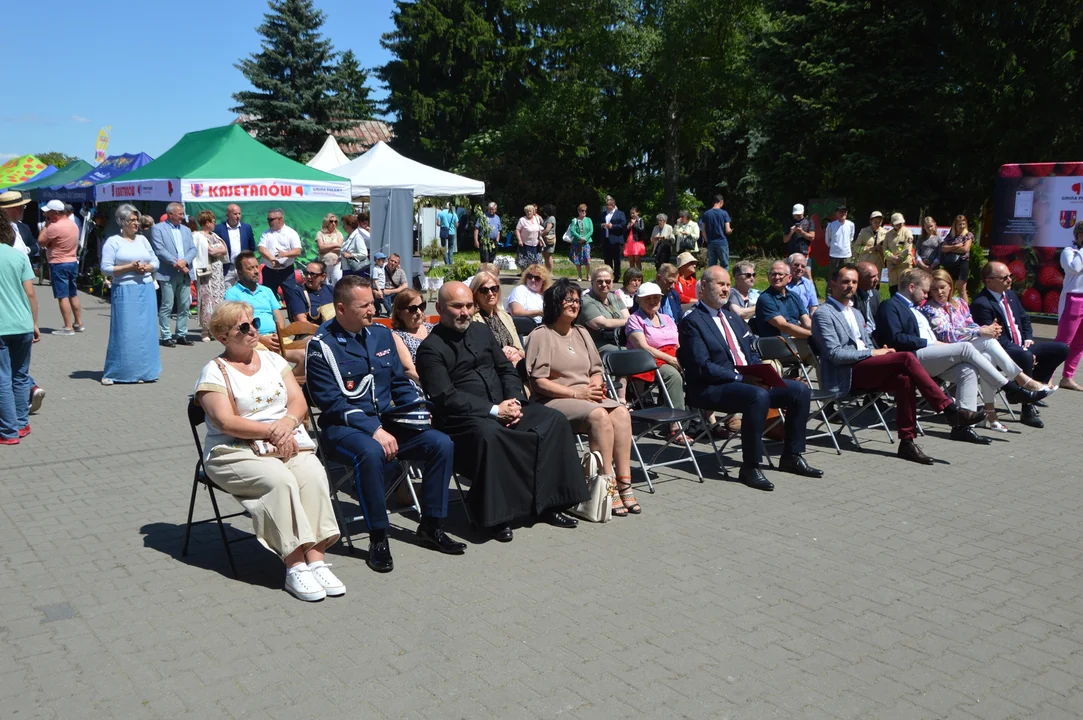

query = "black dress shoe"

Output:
[[942, 403, 984, 428], [778, 454, 824, 478], [949, 426, 993, 445], [898, 439, 935, 465], [416, 523, 466, 554], [541, 510, 578, 528], [366, 538, 394, 573], [159, 338, 176, 348], [489, 523, 513, 542], [1003, 383, 1054, 405], [737, 467, 774, 491], [174, 335, 194, 346], [1020, 406, 1045, 429]]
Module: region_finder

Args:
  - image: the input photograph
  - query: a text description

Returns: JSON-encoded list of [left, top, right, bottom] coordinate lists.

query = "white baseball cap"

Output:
[[42, 199, 65, 213], [636, 282, 663, 298], [792, 204, 804, 215]]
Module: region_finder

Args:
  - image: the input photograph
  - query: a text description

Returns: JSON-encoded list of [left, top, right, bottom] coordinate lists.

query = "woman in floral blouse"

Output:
[[920, 269, 1056, 431]]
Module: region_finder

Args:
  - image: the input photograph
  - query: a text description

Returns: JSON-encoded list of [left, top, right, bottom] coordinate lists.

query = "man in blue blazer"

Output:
[[213, 203, 255, 284], [677, 266, 822, 491], [599, 195, 627, 282], [971, 261, 1069, 428], [305, 275, 464, 573], [149, 202, 197, 347]]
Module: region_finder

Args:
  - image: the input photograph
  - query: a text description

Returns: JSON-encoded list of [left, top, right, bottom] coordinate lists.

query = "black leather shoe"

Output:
[[542, 510, 578, 528], [416, 523, 466, 554], [1020, 405, 1045, 429], [489, 523, 513, 542], [942, 403, 985, 428], [949, 426, 992, 445], [174, 335, 194, 346], [1003, 383, 1054, 405], [898, 439, 935, 465], [778, 454, 824, 478], [366, 538, 394, 573], [159, 338, 176, 348], [737, 467, 774, 491]]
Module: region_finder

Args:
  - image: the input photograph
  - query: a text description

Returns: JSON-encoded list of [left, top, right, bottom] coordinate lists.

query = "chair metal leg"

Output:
[[331, 493, 355, 552], [452, 474, 477, 529], [206, 486, 238, 579], [182, 473, 200, 557]]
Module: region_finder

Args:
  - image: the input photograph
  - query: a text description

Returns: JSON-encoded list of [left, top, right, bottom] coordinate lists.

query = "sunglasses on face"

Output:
[[594, 279, 612, 285], [305, 270, 325, 277], [267, 216, 282, 222], [478, 285, 500, 295], [236, 317, 261, 335], [526, 274, 541, 282], [738, 272, 755, 278], [403, 303, 427, 314]]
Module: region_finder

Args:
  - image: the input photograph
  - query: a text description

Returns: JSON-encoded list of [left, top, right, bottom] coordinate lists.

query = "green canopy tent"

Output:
[[11, 159, 94, 195], [95, 124, 351, 261]]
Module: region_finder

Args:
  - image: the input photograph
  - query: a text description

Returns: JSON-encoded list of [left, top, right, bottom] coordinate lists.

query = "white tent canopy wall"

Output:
[[332, 141, 485, 198]]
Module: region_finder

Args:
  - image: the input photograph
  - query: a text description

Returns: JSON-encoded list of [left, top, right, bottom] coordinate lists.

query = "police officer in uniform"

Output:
[[305, 276, 466, 573]]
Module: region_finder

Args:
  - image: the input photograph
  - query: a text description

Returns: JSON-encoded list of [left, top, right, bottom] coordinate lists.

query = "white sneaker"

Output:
[[53, 328, 75, 336], [101, 378, 114, 386], [284, 564, 326, 602], [306, 560, 345, 596]]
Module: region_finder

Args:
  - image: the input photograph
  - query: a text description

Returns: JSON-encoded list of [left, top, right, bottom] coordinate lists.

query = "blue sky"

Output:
[[2, 0, 397, 162]]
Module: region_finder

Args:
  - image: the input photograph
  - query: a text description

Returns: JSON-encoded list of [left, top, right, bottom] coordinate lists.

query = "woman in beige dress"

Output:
[[315, 213, 344, 286], [524, 278, 640, 516]]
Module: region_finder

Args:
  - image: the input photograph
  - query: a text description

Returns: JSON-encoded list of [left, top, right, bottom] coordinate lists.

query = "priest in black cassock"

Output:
[[416, 282, 588, 541]]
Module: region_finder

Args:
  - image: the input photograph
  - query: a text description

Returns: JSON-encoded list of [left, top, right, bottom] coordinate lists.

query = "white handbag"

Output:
[[569, 450, 613, 523]]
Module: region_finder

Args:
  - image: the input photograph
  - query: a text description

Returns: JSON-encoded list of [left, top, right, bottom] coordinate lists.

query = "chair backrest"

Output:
[[614, 326, 627, 347], [187, 396, 206, 466], [754, 335, 801, 365], [603, 348, 657, 378], [276, 320, 320, 354], [512, 316, 538, 339]]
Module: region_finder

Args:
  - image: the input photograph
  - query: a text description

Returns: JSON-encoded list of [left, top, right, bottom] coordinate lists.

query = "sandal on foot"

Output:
[[616, 479, 642, 514]]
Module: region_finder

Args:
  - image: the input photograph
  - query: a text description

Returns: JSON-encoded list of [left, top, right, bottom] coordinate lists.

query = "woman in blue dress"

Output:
[[100, 203, 162, 385]]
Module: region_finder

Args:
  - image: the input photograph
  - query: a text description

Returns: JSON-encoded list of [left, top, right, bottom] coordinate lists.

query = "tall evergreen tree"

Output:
[[232, 0, 344, 160], [378, 0, 534, 169], [334, 50, 378, 121]]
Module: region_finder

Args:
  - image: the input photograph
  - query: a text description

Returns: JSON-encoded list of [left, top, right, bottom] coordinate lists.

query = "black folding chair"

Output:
[[512, 316, 538, 344], [754, 335, 842, 455], [603, 349, 715, 489], [183, 398, 255, 578], [806, 336, 896, 449]]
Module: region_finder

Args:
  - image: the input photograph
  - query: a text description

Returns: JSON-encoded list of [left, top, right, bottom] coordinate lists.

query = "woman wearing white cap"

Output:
[[625, 281, 688, 442], [883, 212, 915, 294], [852, 211, 887, 272]]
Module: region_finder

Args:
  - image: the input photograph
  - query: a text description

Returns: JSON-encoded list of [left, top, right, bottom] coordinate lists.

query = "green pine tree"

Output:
[[333, 50, 378, 121], [231, 0, 345, 160]]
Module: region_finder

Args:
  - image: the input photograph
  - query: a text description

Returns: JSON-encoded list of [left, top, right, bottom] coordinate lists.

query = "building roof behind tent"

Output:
[[106, 124, 349, 182], [231, 116, 393, 155]]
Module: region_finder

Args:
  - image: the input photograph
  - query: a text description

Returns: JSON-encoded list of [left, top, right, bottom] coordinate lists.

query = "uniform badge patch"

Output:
[[346, 380, 355, 391], [376, 348, 391, 357]]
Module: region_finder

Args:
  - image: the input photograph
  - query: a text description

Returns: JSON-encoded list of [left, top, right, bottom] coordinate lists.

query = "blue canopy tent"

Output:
[[42, 153, 154, 204]]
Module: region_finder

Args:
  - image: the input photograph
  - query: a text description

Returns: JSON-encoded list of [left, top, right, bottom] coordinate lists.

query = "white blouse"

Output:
[[507, 284, 544, 324]]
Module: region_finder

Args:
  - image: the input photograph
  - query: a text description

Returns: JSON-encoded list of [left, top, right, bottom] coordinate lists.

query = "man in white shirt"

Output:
[[257, 207, 301, 299], [825, 205, 855, 273]]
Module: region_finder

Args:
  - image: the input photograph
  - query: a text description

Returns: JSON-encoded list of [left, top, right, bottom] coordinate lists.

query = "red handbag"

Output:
[[630, 344, 677, 383]]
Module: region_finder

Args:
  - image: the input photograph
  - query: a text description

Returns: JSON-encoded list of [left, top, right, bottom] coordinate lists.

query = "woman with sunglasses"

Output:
[[525, 279, 640, 517], [390, 289, 433, 383], [507, 263, 551, 324], [470, 272, 524, 363], [316, 213, 344, 286], [194, 301, 342, 602], [99, 203, 161, 385]]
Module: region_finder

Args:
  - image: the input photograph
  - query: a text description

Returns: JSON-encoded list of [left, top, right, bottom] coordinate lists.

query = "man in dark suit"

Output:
[[416, 282, 588, 541], [972, 261, 1069, 428], [677, 266, 822, 491], [853, 261, 881, 332], [305, 276, 465, 572], [214, 203, 255, 286], [599, 195, 627, 283]]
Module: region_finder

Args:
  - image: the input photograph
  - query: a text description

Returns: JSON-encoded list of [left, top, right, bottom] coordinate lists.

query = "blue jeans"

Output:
[[0, 333, 33, 439], [444, 234, 456, 267], [707, 240, 730, 268], [158, 274, 191, 340]]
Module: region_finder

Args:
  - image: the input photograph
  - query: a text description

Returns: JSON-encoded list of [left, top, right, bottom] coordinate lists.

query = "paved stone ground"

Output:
[[3, 289, 1082, 719]]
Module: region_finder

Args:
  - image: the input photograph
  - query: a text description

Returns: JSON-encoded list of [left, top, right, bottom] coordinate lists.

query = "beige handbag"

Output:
[[569, 450, 613, 523]]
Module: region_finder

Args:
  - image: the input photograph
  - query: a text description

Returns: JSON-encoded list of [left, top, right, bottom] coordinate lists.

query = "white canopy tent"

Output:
[[306, 134, 351, 172], [332, 140, 485, 198]]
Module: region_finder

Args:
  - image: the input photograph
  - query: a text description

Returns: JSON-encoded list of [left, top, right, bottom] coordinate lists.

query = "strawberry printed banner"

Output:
[[0, 155, 54, 189]]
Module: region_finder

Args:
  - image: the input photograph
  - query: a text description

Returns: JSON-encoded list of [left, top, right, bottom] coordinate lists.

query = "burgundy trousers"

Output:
[[849, 352, 951, 440]]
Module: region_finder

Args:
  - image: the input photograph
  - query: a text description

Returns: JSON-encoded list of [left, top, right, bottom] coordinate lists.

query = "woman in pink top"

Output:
[[36, 200, 83, 335], [515, 204, 543, 269], [625, 281, 687, 440], [1056, 222, 1083, 390]]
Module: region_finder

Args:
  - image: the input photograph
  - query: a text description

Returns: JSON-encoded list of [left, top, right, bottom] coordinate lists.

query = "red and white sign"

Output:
[[94, 179, 179, 203], [181, 178, 350, 203]]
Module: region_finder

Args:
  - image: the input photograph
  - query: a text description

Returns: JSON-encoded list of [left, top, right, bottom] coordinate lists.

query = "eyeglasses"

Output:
[[526, 274, 541, 282], [478, 285, 500, 295], [563, 298, 582, 306], [594, 279, 612, 285], [738, 272, 755, 278], [236, 317, 261, 335], [404, 303, 427, 314], [304, 270, 325, 277]]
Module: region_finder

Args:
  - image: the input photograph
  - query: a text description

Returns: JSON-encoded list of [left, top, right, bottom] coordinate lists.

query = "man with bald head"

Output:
[[853, 260, 882, 332], [214, 203, 254, 287], [416, 282, 588, 541], [972, 261, 1069, 428], [679, 266, 821, 491]]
